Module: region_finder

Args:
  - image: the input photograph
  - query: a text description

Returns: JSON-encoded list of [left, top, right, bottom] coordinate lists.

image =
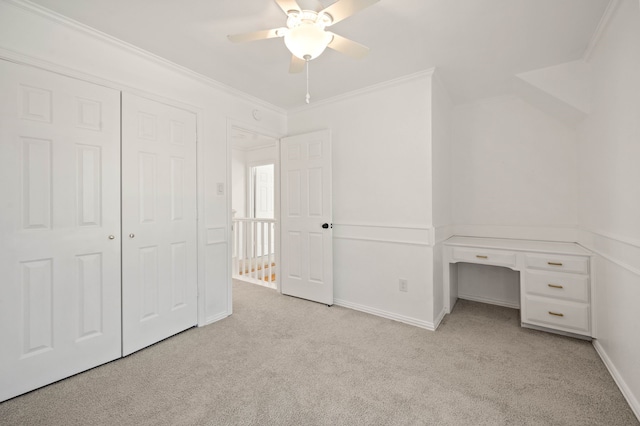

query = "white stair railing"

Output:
[[232, 217, 276, 286]]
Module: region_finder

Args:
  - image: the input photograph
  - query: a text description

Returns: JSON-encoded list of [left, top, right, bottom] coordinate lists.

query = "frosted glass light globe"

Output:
[[284, 22, 332, 60]]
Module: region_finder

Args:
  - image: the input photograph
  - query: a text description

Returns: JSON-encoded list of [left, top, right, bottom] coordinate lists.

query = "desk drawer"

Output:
[[522, 296, 590, 335], [524, 270, 589, 303], [525, 253, 588, 274], [452, 247, 516, 268]]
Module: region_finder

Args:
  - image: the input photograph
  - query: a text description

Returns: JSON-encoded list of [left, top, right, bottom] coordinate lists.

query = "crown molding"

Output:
[[287, 68, 436, 114], [3, 0, 287, 116], [583, 0, 621, 62]]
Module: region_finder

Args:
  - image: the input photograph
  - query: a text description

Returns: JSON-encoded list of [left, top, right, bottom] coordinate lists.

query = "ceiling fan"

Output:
[[228, 0, 380, 74]]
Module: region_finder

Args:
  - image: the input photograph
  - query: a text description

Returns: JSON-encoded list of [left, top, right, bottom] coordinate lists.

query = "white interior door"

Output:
[[280, 130, 333, 305], [121, 93, 197, 356], [253, 164, 274, 219], [0, 60, 122, 401]]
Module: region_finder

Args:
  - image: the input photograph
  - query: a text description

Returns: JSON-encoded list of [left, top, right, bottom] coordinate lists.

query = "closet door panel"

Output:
[[121, 93, 197, 356], [0, 60, 122, 402]]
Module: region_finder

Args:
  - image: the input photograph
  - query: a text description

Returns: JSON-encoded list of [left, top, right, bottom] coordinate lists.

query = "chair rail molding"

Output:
[[332, 223, 433, 246], [578, 227, 640, 276]]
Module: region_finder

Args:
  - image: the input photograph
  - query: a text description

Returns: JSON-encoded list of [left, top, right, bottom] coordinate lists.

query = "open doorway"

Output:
[[230, 125, 278, 290]]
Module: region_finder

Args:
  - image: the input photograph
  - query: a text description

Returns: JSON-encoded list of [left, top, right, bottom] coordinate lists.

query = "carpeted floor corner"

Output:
[[0, 279, 637, 425]]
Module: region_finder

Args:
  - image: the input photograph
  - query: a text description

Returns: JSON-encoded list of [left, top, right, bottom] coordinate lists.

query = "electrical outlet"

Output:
[[399, 279, 408, 292]]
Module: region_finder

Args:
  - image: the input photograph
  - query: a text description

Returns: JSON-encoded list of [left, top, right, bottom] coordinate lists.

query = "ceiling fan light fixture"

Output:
[[284, 20, 332, 60]]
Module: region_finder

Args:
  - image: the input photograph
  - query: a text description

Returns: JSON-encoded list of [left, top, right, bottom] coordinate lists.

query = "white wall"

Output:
[[576, 0, 640, 417], [288, 72, 438, 328], [451, 95, 578, 237], [450, 96, 578, 307], [0, 0, 287, 324], [231, 148, 246, 218], [431, 73, 453, 323]]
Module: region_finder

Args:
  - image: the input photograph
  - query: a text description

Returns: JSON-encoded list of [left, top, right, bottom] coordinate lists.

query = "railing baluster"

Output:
[[260, 222, 267, 280], [252, 221, 258, 280], [244, 221, 249, 277], [267, 222, 272, 284], [231, 218, 276, 284]]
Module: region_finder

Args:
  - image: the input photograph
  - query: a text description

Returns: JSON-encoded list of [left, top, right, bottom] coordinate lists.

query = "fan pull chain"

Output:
[[305, 59, 310, 104]]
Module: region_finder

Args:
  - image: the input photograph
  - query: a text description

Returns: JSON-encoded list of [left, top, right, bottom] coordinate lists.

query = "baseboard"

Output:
[[432, 307, 447, 330], [458, 293, 520, 310], [593, 340, 640, 422], [202, 311, 230, 326], [334, 299, 436, 331]]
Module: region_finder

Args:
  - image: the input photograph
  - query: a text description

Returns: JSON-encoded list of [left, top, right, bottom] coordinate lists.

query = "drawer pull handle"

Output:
[[476, 255, 488, 259], [548, 311, 564, 317], [548, 284, 564, 289], [548, 262, 563, 266]]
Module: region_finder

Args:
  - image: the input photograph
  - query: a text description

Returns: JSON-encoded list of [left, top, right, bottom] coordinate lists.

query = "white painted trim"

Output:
[[3, 0, 286, 115], [231, 142, 278, 153], [0, 47, 202, 115], [458, 294, 520, 310], [579, 226, 640, 250], [578, 228, 640, 276], [334, 299, 436, 331], [451, 224, 580, 243], [333, 235, 431, 247], [333, 223, 433, 246], [583, 0, 621, 62], [203, 311, 230, 326], [585, 246, 640, 277], [334, 223, 431, 230], [432, 307, 447, 330], [195, 110, 207, 327], [288, 68, 435, 114], [593, 340, 640, 422]]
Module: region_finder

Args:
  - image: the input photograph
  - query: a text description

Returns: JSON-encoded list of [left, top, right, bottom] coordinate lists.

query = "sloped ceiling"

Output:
[[26, 0, 610, 109]]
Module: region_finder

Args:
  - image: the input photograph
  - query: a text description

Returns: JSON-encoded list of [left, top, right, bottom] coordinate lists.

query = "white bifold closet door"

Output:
[[0, 60, 122, 402], [121, 93, 197, 356]]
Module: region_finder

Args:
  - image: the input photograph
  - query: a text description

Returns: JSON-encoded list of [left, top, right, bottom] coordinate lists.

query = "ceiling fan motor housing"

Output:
[[284, 10, 333, 60]]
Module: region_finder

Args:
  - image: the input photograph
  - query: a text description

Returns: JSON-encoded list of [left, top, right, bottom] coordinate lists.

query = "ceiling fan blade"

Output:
[[227, 28, 286, 43], [320, 0, 379, 26], [289, 55, 305, 73], [274, 0, 301, 15], [327, 32, 369, 59]]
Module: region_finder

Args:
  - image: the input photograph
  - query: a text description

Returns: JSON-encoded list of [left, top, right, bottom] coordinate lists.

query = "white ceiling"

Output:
[[28, 0, 610, 109]]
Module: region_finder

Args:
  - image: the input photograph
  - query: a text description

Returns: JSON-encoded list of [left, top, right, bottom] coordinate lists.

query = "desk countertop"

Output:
[[443, 236, 592, 256]]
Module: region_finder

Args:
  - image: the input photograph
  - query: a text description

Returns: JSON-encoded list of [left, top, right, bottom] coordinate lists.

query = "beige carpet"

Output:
[[0, 280, 637, 425]]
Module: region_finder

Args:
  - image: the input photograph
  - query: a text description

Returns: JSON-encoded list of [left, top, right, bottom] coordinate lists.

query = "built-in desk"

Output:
[[443, 236, 594, 339]]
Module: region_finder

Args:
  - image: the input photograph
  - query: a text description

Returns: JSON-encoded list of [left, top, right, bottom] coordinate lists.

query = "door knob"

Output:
[[322, 223, 329, 229], [108, 235, 115, 240], [129, 233, 135, 238]]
